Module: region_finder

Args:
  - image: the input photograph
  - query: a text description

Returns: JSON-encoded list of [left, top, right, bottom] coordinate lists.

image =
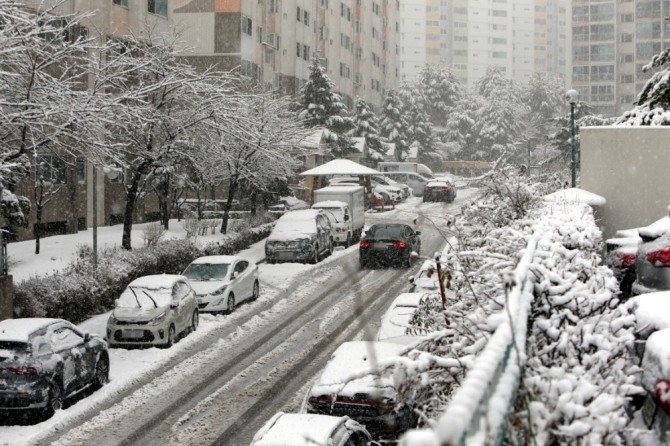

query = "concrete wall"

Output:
[[581, 127, 670, 240]]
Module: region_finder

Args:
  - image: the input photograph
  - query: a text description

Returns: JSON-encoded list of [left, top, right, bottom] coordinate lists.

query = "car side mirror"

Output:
[[170, 301, 179, 309], [415, 231, 421, 236], [230, 272, 236, 279], [83, 332, 91, 342], [344, 214, 350, 221]]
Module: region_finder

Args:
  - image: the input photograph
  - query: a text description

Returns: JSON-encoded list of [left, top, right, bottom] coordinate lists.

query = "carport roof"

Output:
[[299, 159, 380, 176]]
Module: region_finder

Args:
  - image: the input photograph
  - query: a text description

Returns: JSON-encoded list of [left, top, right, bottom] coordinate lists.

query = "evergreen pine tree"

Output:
[[379, 89, 409, 161], [296, 57, 355, 156], [351, 97, 384, 161]]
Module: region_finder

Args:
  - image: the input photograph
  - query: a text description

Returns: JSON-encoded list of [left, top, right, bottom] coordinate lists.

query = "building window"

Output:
[[113, 0, 128, 7], [147, 0, 167, 17], [36, 155, 67, 185], [620, 33, 633, 43], [269, 0, 280, 13], [241, 16, 252, 35]]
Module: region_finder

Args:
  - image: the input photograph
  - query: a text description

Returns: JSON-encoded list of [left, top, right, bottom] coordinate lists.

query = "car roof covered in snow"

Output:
[[632, 291, 670, 338], [251, 412, 346, 445], [0, 318, 62, 342], [127, 274, 187, 290], [310, 341, 405, 398], [268, 209, 323, 241], [315, 185, 363, 194], [188, 255, 244, 265], [426, 181, 449, 187], [641, 328, 670, 392]]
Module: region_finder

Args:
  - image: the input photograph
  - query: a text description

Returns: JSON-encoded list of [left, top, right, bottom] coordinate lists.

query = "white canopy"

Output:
[[299, 159, 380, 176], [543, 187, 607, 206]]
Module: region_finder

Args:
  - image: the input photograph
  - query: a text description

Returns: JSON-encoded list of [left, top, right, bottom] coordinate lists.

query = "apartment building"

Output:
[[171, 0, 399, 109], [571, 0, 670, 117], [399, 0, 568, 90]]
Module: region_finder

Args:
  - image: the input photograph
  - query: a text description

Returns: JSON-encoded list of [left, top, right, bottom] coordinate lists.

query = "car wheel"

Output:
[[251, 280, 259, 301], [164, 324, 176, 348], [226, 293, 235, 314], [93, 355, 110, 389], [404, 252, 412, 268], [190, 310, 199, 333], [42, 379, 63, 419]]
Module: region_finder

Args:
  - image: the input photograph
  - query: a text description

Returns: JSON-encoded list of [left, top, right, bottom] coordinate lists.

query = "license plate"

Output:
[[124, 329, 144, 339], [374, 242, 387, 249], [642, 394, 657, 428]]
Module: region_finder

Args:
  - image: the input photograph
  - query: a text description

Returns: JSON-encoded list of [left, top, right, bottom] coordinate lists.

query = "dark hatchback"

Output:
[[422, 180, 456, 203], [0, 318, 109, 420], [359, 224, 421, 268]]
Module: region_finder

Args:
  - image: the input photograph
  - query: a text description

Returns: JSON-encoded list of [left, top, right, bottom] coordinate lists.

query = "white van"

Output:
[[382, 172, 429, 196]]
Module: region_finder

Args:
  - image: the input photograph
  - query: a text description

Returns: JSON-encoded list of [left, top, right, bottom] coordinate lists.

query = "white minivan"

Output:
[[383, 172, 429, 197]]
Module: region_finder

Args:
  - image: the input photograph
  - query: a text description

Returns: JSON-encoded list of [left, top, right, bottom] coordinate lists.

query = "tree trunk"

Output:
[[219, 176, 238, 235], [250, 191, 257, 216], [122, 172, 142, 250], [34, 204, 42, 255]]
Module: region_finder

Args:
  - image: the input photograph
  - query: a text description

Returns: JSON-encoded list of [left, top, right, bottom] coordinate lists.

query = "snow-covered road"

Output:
[[1, 191, 480, 446]]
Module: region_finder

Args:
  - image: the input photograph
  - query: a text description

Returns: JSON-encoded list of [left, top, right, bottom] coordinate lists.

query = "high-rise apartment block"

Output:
[[172, 0, 400, 109], [571, 0, 670, 117], [399, 0, 568, 90]]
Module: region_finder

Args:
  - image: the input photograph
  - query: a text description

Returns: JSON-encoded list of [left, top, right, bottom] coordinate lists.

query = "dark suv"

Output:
[[359, 223, 421, 268], [265, 209, 333, 264]]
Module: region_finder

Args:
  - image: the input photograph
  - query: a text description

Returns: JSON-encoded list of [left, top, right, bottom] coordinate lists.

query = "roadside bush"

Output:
[[13, 223, 273, 323]]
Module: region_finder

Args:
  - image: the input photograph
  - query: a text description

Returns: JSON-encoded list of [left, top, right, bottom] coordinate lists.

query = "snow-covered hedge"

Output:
[[13, 223, 273, 323], [394, 170, 641, 445]]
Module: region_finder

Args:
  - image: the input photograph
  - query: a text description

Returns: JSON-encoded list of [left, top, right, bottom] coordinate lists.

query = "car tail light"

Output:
[[2, 366, 39, 375], [360, 241, 370, 248], [392, 241, 407, 249], [308, 394, 333, 407], [423, 186, 432, 192], [656, 380, 670, 415], [620, 253, 636, 269], [646, 247, 670, 266]]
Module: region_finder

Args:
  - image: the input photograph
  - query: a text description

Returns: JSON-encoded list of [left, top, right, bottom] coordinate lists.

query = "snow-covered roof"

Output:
[[310, 341, 405, 398], [426, 181, 449, 187], [0, 318, 61, 342], [128, 274, 186, 290], [315, 185, 364, 194], [351, 137, 366, 153], [251, 412, 345, 445], [633, 292, 670, 337], [642, 328, 670, 392], [543, 188, 606, 206], [298, 128, 326, 149], [299, 159, 380, 176]]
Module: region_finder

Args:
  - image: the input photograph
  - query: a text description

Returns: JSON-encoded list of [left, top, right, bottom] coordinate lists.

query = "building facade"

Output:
[[172, 0, 400, 109], [399, 0, 568, 90], [571, 0, 670, 118]]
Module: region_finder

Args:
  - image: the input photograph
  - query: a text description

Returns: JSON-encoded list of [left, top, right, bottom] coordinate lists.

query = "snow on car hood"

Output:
[[112, 306, 166, 322], [310, 341, 405, 399], [188, 280, 231, 296]]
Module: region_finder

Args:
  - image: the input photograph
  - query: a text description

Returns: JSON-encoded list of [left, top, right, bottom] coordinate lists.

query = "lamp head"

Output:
[[565, 89, 579, 104]]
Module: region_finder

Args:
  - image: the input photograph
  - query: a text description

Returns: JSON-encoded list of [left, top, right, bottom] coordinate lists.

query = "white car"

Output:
[[107, 274, 199, 348], [376, 292, 429, 345], [250, 412, 379, 446], [182, 255, 259, 314]]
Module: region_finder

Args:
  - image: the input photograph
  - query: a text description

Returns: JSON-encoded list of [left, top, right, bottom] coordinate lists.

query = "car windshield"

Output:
[[367, 225, 405, 239], [315, 207, 344, 222], [117, 286, 172, 308], [182, 263, 230, 280]]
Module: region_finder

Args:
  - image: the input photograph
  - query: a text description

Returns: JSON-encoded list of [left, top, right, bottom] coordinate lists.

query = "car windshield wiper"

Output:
[[142, 290, 158, 308], [128, 287, 142, 308]]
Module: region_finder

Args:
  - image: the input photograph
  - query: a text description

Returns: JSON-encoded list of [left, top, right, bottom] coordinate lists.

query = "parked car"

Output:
[[106, 274, 199, 348], [359, 223, 421, 268], [638, 327, 670, 441], [382, 172, 429, 197], [329, 177, 402, 205], [408, 259, 439, 293], [422, 179, 456, 203], [631, 291, 670, 362], [0, 318, 109, 419], [268, 196, 310, 215], [372, 175, 412, 199], [303, 341, 415, 440], [376, 292, 429, 345], [632, 210, 670, 295], [265, 209, 333, 264], [182, 255, 259, 314], [250, 412, 379, 446]]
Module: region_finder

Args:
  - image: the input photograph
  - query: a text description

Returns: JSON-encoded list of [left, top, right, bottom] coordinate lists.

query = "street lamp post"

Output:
[[565, 89, 579, 187]]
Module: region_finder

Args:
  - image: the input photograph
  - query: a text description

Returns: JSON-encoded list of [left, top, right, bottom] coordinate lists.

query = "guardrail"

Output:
[[436, 232, 540, 446]]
